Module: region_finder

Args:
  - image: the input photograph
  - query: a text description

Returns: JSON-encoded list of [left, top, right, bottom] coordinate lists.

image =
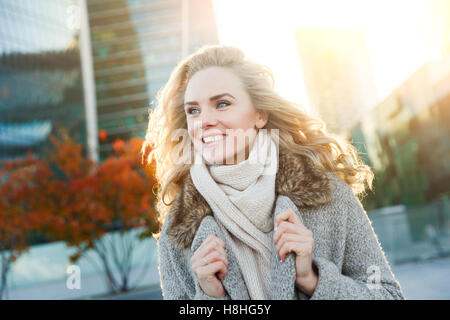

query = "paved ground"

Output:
[[390, 255, 450, 300], [95, 284, 163, 300], [96, 256, 450, 300]]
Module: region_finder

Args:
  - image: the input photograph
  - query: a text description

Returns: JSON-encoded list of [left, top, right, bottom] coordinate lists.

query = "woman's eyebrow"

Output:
[[184, 93, 235, 106]]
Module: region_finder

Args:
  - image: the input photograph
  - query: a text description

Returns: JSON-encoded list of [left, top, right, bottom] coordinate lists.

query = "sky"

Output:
[[0, 0, 443, 114], [212, 0, 443, 113]]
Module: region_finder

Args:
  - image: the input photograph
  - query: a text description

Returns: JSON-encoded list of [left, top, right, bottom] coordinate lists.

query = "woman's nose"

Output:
[[200, 108, 219, 128]]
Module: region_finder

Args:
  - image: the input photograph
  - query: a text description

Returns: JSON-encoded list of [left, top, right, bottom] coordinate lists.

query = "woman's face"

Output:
[[184, 66, 267, 165]]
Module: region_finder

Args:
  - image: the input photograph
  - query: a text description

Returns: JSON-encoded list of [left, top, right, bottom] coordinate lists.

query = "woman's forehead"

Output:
[[185, 68, 244, 98]]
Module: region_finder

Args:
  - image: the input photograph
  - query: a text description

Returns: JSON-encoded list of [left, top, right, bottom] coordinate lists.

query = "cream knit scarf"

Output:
[[190, 129, 278, 299]]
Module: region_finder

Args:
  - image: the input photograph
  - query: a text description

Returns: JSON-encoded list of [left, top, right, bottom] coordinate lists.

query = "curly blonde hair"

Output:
[[141, 44, 373, 234]]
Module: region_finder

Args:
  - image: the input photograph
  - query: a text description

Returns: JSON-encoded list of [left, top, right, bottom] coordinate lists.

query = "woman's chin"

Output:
[[203, 155, 226, 165], [197, 144, 245, 165], [202, 152, 232, 165]]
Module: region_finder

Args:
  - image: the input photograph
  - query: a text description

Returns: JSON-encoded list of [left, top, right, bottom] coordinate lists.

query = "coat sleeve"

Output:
[[157, 216, 231, 300], [307, 181, 405, 300], [157, 227, 191, 299]]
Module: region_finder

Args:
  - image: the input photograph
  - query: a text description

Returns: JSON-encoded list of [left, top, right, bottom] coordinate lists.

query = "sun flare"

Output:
[[213, 0, 443, 111]]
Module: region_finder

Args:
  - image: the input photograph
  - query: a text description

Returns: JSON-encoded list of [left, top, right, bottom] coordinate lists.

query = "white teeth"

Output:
[[203, 135, 224, 143]]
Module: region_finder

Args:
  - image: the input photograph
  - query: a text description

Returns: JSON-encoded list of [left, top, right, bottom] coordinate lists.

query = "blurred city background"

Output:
[[0, 0, 449, 300]]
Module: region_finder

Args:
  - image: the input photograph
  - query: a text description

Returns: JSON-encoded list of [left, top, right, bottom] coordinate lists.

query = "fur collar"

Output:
[[166, 146, 334, 249]]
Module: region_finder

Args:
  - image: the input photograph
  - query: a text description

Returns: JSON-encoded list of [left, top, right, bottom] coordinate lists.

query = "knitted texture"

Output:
[[157, 173, 405, 300], [189, 129, 278, 299], [207, 129, 277, 232]]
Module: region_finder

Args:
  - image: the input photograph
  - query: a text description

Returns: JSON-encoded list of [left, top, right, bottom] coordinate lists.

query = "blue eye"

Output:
[[217, 101, 230, 108], [187, 107, 199, 115], [186, 101, 230, 115]]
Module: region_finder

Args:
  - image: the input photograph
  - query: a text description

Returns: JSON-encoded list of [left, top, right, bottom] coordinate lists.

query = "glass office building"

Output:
[[87, 0, 219, 160], [0, 0, 86, 160], [1, 0, 219, 161], [350, 56, 450, 210], [350, 55, 450, 254], [295, 29, 378, 135]]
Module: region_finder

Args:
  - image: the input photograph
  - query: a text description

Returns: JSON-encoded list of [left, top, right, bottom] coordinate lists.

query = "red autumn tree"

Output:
[[0, 153, 52, 299], [1, 129, 158, 297], [40, 132, 158, 294]]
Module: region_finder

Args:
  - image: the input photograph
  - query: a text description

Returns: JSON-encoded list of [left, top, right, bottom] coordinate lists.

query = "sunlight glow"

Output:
[[212, 0, 443, 112]]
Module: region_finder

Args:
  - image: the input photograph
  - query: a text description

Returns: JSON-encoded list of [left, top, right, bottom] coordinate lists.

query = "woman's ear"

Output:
[[256, 110, 269, 129]]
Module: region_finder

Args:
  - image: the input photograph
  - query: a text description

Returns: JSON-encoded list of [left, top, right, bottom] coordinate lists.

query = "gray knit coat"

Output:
[[156, 146, 405, 300]]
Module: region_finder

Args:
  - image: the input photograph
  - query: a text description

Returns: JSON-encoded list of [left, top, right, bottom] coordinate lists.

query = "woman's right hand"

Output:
[[190, 234, 228, 298]]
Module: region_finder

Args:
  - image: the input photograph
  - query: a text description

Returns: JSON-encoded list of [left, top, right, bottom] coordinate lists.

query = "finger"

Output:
[[191, 242, 227, 270], [199, 235, 225, 251], [275, 208, 301, 227], [205, 249, 228, 267], [202, 244, 227, 265], [275, 208, 303, 227], [273, 220, 310, 243], [279, 242, 312, 261], [193, 236, 225, 262], [276, 233, 311, 254], [278, 241, 295, 261], [193, 248, 228, 270], [197, 260, 228, 281], [273, 221, 298, 242], [201, 235, 226, 252]]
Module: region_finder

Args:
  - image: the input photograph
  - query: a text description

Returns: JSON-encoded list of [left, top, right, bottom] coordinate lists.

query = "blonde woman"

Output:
[[141, 45, 404, 300]]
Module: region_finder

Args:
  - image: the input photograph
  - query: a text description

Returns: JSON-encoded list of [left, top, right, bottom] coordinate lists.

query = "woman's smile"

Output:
[[202, 134, 227, 148]]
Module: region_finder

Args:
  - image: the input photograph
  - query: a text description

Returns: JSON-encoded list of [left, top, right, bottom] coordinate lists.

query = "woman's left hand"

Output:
[[273, 208, 318, 296]]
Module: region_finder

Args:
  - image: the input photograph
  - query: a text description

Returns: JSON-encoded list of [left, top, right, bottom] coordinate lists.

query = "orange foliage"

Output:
[[98, 129, 107, 141], [43, 135, 158, 254], [0, 133, 158, 264], [0, 154, 48, 259], [112, 139, 125, 153]]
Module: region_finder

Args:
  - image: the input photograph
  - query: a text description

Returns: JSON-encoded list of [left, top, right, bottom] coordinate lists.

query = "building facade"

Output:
[[87, 0, 219, 160], [0, 0, 220, 161], [295, 29, 378, 134], [0, 0, 86, 160], [350, 55, 450, 209]]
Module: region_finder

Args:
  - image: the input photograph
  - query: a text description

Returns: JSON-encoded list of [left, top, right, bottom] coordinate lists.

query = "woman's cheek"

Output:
[[226, 133, 249, 162]]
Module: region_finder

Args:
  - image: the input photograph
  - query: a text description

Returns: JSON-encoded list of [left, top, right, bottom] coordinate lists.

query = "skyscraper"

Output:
[[87, 0, 219, 160], [0, 0, 86, 160], [295, 29, 378, 134]]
